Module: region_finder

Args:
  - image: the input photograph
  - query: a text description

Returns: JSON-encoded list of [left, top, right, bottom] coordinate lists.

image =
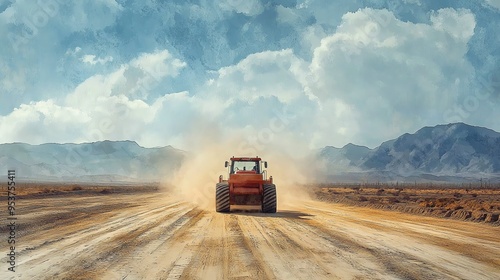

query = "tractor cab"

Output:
[[226, 157, 267, 174], [217, 156, 276, 213]]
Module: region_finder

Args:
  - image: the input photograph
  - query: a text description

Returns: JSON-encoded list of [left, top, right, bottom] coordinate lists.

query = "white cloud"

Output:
[[62, 50, 187, 143], [403, 0, 422, 5], [0, 50, 187, 145], [211, 49, 308, 102], [130, 50, 186, 81], [197, 49, 342, 152], [308, 8, 478, 146], [65, 67, 125, 108], [66, 49, 186, 107], [485, 0, 500, 10], [301, 25, 328, 53], [430, 8, 476, 41], [1, 4, 498, 153], [0, 60, 27, 95], [276, 5, 301, 24], [81, 54, 113, 65], [218, 0, 263, 16], [66, 47, 82, 56], [0, 100, 90, 144]]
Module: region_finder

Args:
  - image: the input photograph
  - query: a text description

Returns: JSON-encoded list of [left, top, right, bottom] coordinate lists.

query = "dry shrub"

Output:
[[453, 192, 462, 198], [386, 197, 400, 204]]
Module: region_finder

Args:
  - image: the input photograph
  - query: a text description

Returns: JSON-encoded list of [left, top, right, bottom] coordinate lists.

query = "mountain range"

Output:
[[0, 140, 185, 182], [1, 123, 499, 183], [318, 123, 500, 183]]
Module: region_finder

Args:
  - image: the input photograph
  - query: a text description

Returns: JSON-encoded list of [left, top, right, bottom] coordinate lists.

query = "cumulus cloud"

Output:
[[0, 49, 186, 146], [1, 2, 499, 156], [430, 8, 476, 41], [0, 0, 126, 114], [81, 54, 113, 65], [308, 8, 478, 146], [276, 5, 301, 24], [130, 50, 186, 82], [300, 25, 328, 53], [199, 49, 326, 152], [209, 49, 307, 102], [0, 100, 90, 144]]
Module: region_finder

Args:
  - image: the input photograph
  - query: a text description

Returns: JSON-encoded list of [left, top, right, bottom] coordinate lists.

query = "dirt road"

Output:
[[3, 190, 500, 280]]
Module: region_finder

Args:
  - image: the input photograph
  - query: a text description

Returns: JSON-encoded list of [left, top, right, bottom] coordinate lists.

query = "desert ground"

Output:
[[1, 183, 500, 280], [314, 183, 500, 225]]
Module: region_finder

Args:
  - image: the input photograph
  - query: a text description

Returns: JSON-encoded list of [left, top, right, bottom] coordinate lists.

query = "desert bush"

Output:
[[392, 191, 401, 196], [387, 197, 400, 204], [419, 200, 435, 207]]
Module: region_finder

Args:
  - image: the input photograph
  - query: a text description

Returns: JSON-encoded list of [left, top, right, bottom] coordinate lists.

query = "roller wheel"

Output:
[[262, 184, 277, 213], [216, 183, 230, 212]]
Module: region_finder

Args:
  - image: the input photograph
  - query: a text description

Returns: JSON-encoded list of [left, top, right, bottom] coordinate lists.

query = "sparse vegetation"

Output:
[[0, 182, 160, 197], [312, 182, 500, 225]]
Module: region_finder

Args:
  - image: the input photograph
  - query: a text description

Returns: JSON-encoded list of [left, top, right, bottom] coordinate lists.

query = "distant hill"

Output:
[[318, 123, 500, 183], [0, 140, 185, 182], [2, 123, 500, 183], [319, 143, 371, 171]]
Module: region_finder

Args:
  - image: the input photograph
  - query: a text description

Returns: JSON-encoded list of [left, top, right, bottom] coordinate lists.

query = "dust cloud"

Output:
[[160, 119, 229, 210], [260, 151, 314, 207], [161, 117, 316, 211]]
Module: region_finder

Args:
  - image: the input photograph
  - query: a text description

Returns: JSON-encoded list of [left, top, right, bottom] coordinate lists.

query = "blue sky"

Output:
[[0, 0, 499, 151]]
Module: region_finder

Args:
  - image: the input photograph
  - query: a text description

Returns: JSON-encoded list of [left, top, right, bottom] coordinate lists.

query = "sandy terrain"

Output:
[[2, 184, 500, 280], [314, 185, 500, 225]]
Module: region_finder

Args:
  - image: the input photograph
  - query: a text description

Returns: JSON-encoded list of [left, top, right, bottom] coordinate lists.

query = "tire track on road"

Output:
[[12, 199, 189, 279], [5, 192, 500, 280], [101, 206, 207, 280], [299, 201, 500, 280]]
